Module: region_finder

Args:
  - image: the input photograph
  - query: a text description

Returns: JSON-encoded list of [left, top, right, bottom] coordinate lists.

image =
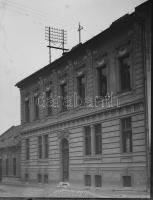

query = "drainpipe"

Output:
[[134, 13, 150, 192]]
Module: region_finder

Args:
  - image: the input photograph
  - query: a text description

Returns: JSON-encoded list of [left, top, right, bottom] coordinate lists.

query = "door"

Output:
[[61, 138, 69, 182]]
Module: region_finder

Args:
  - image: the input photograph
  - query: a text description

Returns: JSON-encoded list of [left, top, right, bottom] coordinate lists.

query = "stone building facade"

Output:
[[15, 0, 151, 191], [0, 126, 21, 183]]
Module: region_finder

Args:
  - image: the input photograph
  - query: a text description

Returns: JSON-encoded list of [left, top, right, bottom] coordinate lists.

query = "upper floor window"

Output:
[[84, 126, 91, 155], [25, 138, 30, 160], [13, 158, 16, 176], [77, 75, 85, 105], [46, 90, 52, 116], [6, 158, 9, 176], [38, 134, 49, 159], [98, 65, 107, 97], [119, 55, 131, 92], [60, 83, 67, 112], [121, 117, 132, 153], [34, 95, 39, 120], [25, 99, 30, 122], [95, 124, 102, 155]]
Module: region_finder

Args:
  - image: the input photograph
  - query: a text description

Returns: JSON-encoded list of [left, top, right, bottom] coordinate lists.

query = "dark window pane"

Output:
[[95, 124, 102, 154], [122, 118, 132, 153], [77, 75, 85, 105], [85, 126, 91, 155], [26, 139, 30, 160], [95, 175, 102, 187], [85, 175, 91, 186], [38, 136, 42, 159], [123, 176, 131, 187], [119, 56, 131, 92], [13, 158, 16, 176], [46, 90, 52, 115], [61, 84, 67, 111], [38, 174, 42, 183], [34, 96, 39, 119], [44, 135, 49, 158], [98, 66, 107, 97], [6, 159, 9, 176], [25, 100, 30, 122], [44, 174, 48, 183], [25, 173, 29, 182]]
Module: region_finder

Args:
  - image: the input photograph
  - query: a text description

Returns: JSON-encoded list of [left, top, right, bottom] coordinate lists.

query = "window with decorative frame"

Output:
[[60, 83, 67, 112], [25, 138, 30, 160], [84, 126, 91, 155], [95, 124, 102, 155], [25, 99, 30, 122], [77, 75, 85, 105], [34, 95, 39, 120], [121, 117, 132, 153], [46, 90, 52, 116], [95, 175, 102, 187], [13, 158, 16, 176], [38, 134, 49, 159], [84, 174, 91, 186], [97, 65, 107, 97]]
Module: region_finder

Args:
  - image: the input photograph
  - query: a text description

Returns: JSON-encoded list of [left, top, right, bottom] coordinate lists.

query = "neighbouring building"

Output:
[[0, 125, 21, 183], [0, 0, 150, 191]]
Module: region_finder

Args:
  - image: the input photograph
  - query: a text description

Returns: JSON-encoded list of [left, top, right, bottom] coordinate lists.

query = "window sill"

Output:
[[120, 152, 133, 159], [84, 155, 102, 160], [117, 89, 135, 97], [37, 158, 49, 163]]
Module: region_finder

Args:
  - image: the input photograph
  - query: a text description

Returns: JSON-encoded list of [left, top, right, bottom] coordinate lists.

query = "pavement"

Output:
[[0, 183, 150, 198]]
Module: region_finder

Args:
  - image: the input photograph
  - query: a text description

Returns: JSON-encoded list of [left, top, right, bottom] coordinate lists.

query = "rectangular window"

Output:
[[44, 135, 49, 158], [84, 175, 91, 186], [13, 158, 16, 176], [60, 83, 67, 111], [25, 100, 30, 122], [123, 176, 131, 187], [119, 55, 131, 92], [44, 174, 48, 183], [46, 90, 52, 116], [34, 96, 39, 120], [38, 135, 49, 159], [6, 158, 9, 176], [38, 174, 42, 183], [95, 124, 102, 154], [98, 66, 107, 97], [38, 136, 42, 159], [77, 75, 85, 105], [121, 117, 132, 153], [95, 175, 102, 187], [25, 138, 30, 160], [25, 173, 29, 182], [84, 126, 91, 155]]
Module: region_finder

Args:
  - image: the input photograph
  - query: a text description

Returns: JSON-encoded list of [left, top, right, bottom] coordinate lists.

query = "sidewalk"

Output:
[[0, 183, 150, 198]]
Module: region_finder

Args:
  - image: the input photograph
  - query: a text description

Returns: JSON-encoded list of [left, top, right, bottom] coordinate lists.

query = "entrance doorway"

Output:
[[61, 138, 69, 182]]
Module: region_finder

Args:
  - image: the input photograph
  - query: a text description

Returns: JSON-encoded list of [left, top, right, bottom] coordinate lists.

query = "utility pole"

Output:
[[45, 26, 69, 64], [78, 22, 83, 44]]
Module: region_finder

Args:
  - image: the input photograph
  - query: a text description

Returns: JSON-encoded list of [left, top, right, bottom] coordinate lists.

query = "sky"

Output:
[[0, 0, 147, 135]]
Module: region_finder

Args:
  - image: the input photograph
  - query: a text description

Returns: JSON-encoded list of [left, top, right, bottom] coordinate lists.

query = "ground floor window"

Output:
[[25, 173, 29, 182], [44, 174, 48, 183], [123, 176, 131, 187], [84, 175, 91, 186], [38, 174, 42, 183], [95, 175, 102, 187]]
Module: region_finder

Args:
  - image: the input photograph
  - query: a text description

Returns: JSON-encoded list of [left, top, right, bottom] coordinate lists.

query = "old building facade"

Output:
[[0, 126, 21, 183], [14, 0, 151, 191]]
